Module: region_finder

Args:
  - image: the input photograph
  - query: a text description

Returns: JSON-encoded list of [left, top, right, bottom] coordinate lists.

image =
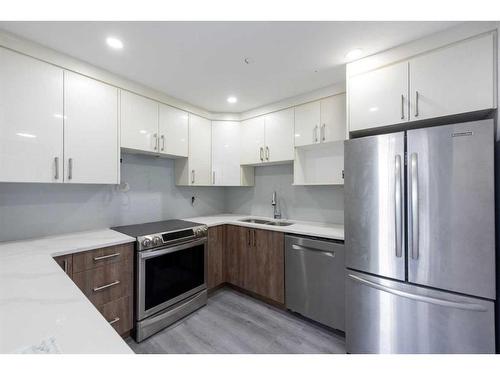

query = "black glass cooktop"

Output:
[[111, 219, 203, 237]]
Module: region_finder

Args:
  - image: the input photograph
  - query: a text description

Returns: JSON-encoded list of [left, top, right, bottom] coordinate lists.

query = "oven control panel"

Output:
[[137, 225, 208, 251]]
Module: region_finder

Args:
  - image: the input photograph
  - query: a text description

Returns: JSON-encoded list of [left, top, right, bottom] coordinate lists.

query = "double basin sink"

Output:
[[238, 218, 294, 227]]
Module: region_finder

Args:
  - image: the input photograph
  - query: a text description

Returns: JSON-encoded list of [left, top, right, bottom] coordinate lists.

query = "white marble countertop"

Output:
[[186, 214, 344, 241], [0, 229, 135, 354]]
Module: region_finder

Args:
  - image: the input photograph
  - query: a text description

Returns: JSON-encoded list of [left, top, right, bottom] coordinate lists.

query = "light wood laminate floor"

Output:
[[126, 288, 346, 354]]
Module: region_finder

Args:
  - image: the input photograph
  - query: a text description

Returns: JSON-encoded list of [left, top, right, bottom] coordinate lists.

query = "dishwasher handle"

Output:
[[291, 243, 336, 257]]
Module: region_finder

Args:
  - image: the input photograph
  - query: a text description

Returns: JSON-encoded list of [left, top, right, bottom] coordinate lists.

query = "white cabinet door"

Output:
[[294, 101, 320, 147], [211, 121, 241, 186], [120, 90, 159, 153], [409, 33, 495, 121], [320, 94, 346, 143], [158, 104, 188, 157], [64, 72, 119, 184], [189, 114, 211, 185], [349, 61, 409, 132], [240, 116, 266, 165], [264, 108, 294, 162], [0, 47, 64, 183]]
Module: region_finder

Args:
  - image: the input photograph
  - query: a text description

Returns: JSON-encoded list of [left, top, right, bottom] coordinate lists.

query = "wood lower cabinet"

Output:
[[53, 242, 134, 336], [207, 225, 226, 289], [225, 225, 248, 289]]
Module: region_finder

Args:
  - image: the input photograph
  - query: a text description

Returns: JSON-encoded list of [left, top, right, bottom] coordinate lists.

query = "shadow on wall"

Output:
[[224, 163, 344, 224]]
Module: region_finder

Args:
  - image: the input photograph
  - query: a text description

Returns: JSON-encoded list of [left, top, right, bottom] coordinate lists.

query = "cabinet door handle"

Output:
[[259, 147, 264, 161], [68, 158, 73, 180], [247, 230, 251, 246], [314, 125, 318, 143], [415, 91, 419, 117], [212, 171, 215, 185], [401, 94, 405, 120], [93, 252, 120, 262], [265, 146, 270, 161], [54, 157, 59, 180], [93, 280, 120, 292], [253, 229, 256, 247], [161, 134, 165, 151], [191, 170, 195, 184], [108, 317, 120, 325], [63, 259, 68, 274], [153, 133, 158, 150], [321, 124, 326, 142]]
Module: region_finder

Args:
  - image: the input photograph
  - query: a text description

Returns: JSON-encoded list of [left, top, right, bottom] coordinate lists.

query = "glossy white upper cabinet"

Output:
[[211, 121, 241, 186], [0, 47, 64, 183], [264, 108, 295, 163], [240, 116, 266, 164], [294, 101, 321, 147], [64, 72, 119, 184], [187, 114, 212, 185], [409, 33, 495, 121], [120, 90, 159, 153], [320, 94, 346, 143], [349, 61, 409, 132], [158, 104, 188, 157]]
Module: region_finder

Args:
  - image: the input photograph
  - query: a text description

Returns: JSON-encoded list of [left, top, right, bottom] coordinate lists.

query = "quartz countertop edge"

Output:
[[0, 229, 135, 354], [186, 214, 345, 241]]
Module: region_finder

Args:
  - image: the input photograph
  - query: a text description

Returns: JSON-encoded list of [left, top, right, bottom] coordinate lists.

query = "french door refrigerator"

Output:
[[344, 119, 496, 354]]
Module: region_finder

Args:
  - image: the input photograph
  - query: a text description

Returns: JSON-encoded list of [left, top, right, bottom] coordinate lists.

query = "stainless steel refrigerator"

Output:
[[344, 119, 496, 354]]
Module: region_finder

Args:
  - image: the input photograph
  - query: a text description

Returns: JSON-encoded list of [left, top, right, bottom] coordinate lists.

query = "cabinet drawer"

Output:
[[73, 243, 134, 273], [72, 261, 132, 306], [97, 296, 133, 336]]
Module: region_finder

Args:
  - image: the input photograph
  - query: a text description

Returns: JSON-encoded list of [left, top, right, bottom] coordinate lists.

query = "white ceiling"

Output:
[[0, 21, 460, 113]]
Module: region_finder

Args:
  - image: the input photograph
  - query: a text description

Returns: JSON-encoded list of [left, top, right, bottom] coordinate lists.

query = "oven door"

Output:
[[137, 238, 207, 320]]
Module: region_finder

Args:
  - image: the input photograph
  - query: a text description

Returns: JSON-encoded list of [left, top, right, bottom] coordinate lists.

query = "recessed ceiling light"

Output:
[[227, 96, 238, 104], [345, 48, 363, 61], [106, 37, 123, 50]]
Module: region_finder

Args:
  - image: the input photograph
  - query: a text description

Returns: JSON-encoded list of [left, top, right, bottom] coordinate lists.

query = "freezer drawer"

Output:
[[285, 235, 345, 331], [345, 270, 495, 353]]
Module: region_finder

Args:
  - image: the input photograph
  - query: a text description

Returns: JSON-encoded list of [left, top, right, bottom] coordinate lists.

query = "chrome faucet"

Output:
[[271, 191, 281, 220]]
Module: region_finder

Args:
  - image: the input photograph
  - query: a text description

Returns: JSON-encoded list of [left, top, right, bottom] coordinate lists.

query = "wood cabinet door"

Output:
[[208, 225, 225, 289], [409, 33, 495, 121], [53, 254, 73, 277], [253, 229, 285, 303], [348, 61, 409, 132], [0, 47, 64, 183], [225, 225, 249, 288], [64, 71, 119, 184], [264, 107, 295, 163], [120, 90, 159, 153]]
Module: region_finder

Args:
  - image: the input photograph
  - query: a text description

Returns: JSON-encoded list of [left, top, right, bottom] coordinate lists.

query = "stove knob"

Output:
[[153, 236, 162, 246], [142, 238, 152, 248]]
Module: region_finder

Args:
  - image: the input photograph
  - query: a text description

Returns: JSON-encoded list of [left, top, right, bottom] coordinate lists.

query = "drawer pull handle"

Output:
[[93, 280, 120, 292], [93, 253, 120, 261], [108, 317, 120, 325]]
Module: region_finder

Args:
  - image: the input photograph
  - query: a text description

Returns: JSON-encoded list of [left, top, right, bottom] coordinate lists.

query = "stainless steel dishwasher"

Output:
[[285, 234, 345, 331]]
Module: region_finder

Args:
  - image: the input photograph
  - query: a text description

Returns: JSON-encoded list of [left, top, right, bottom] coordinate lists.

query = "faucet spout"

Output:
[[271, 191, 281, 220]]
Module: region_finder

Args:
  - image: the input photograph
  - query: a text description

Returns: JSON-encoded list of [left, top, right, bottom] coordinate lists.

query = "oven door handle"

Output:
[[139, 237, 207, 260]]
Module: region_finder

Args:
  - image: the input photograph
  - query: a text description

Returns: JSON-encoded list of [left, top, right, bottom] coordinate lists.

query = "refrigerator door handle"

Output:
[[347, 273, 488, 312], [409, 153, 419, 259], [394, 155, 403, 258]]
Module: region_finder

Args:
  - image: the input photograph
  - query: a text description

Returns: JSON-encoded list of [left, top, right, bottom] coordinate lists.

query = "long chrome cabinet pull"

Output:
[[394, 155, 403, 258], [54, 157, 60, 180], [93, 253, 120, 261], [93, 280, 120, 292], [108, 317, 120, 325], [212, 171, 216, 185], [68, 158, 73, 180], [160, 134, 165, 151], [314, 125, 318, 143], [253, 229, 256, 247], [415, 91, 419, 117], [400, 94, 405, 120], [321, 124, 326, 142], [63, 259, 68, 274], [153, 133, 158, 150], [265, 146, 270, 161], [191, 170, 195, 184], [410, 153, 419, 259], [259, 147, 264, 161]]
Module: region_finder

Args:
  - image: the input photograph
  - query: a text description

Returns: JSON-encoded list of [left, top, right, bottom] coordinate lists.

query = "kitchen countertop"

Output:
[[186, 214, 344, 241], [0, 229, 135, 354], [0, 214, 342, 354]]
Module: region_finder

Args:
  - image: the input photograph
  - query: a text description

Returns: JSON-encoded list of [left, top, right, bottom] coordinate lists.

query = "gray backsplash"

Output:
[[0, 156, 344, 242], [225, 164, 344, 223]]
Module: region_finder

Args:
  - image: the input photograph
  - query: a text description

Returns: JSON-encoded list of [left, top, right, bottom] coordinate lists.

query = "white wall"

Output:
[[224, 164, 344, 224], [0, 153, 226, 242]]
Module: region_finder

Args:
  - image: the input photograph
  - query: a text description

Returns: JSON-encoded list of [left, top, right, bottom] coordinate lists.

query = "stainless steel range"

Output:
[[112, 219, 208, 342]]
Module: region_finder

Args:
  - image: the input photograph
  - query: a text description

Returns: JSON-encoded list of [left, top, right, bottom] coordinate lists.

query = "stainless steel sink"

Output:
[[238, 218, 294, 227], [239, 218, 271, 224]]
